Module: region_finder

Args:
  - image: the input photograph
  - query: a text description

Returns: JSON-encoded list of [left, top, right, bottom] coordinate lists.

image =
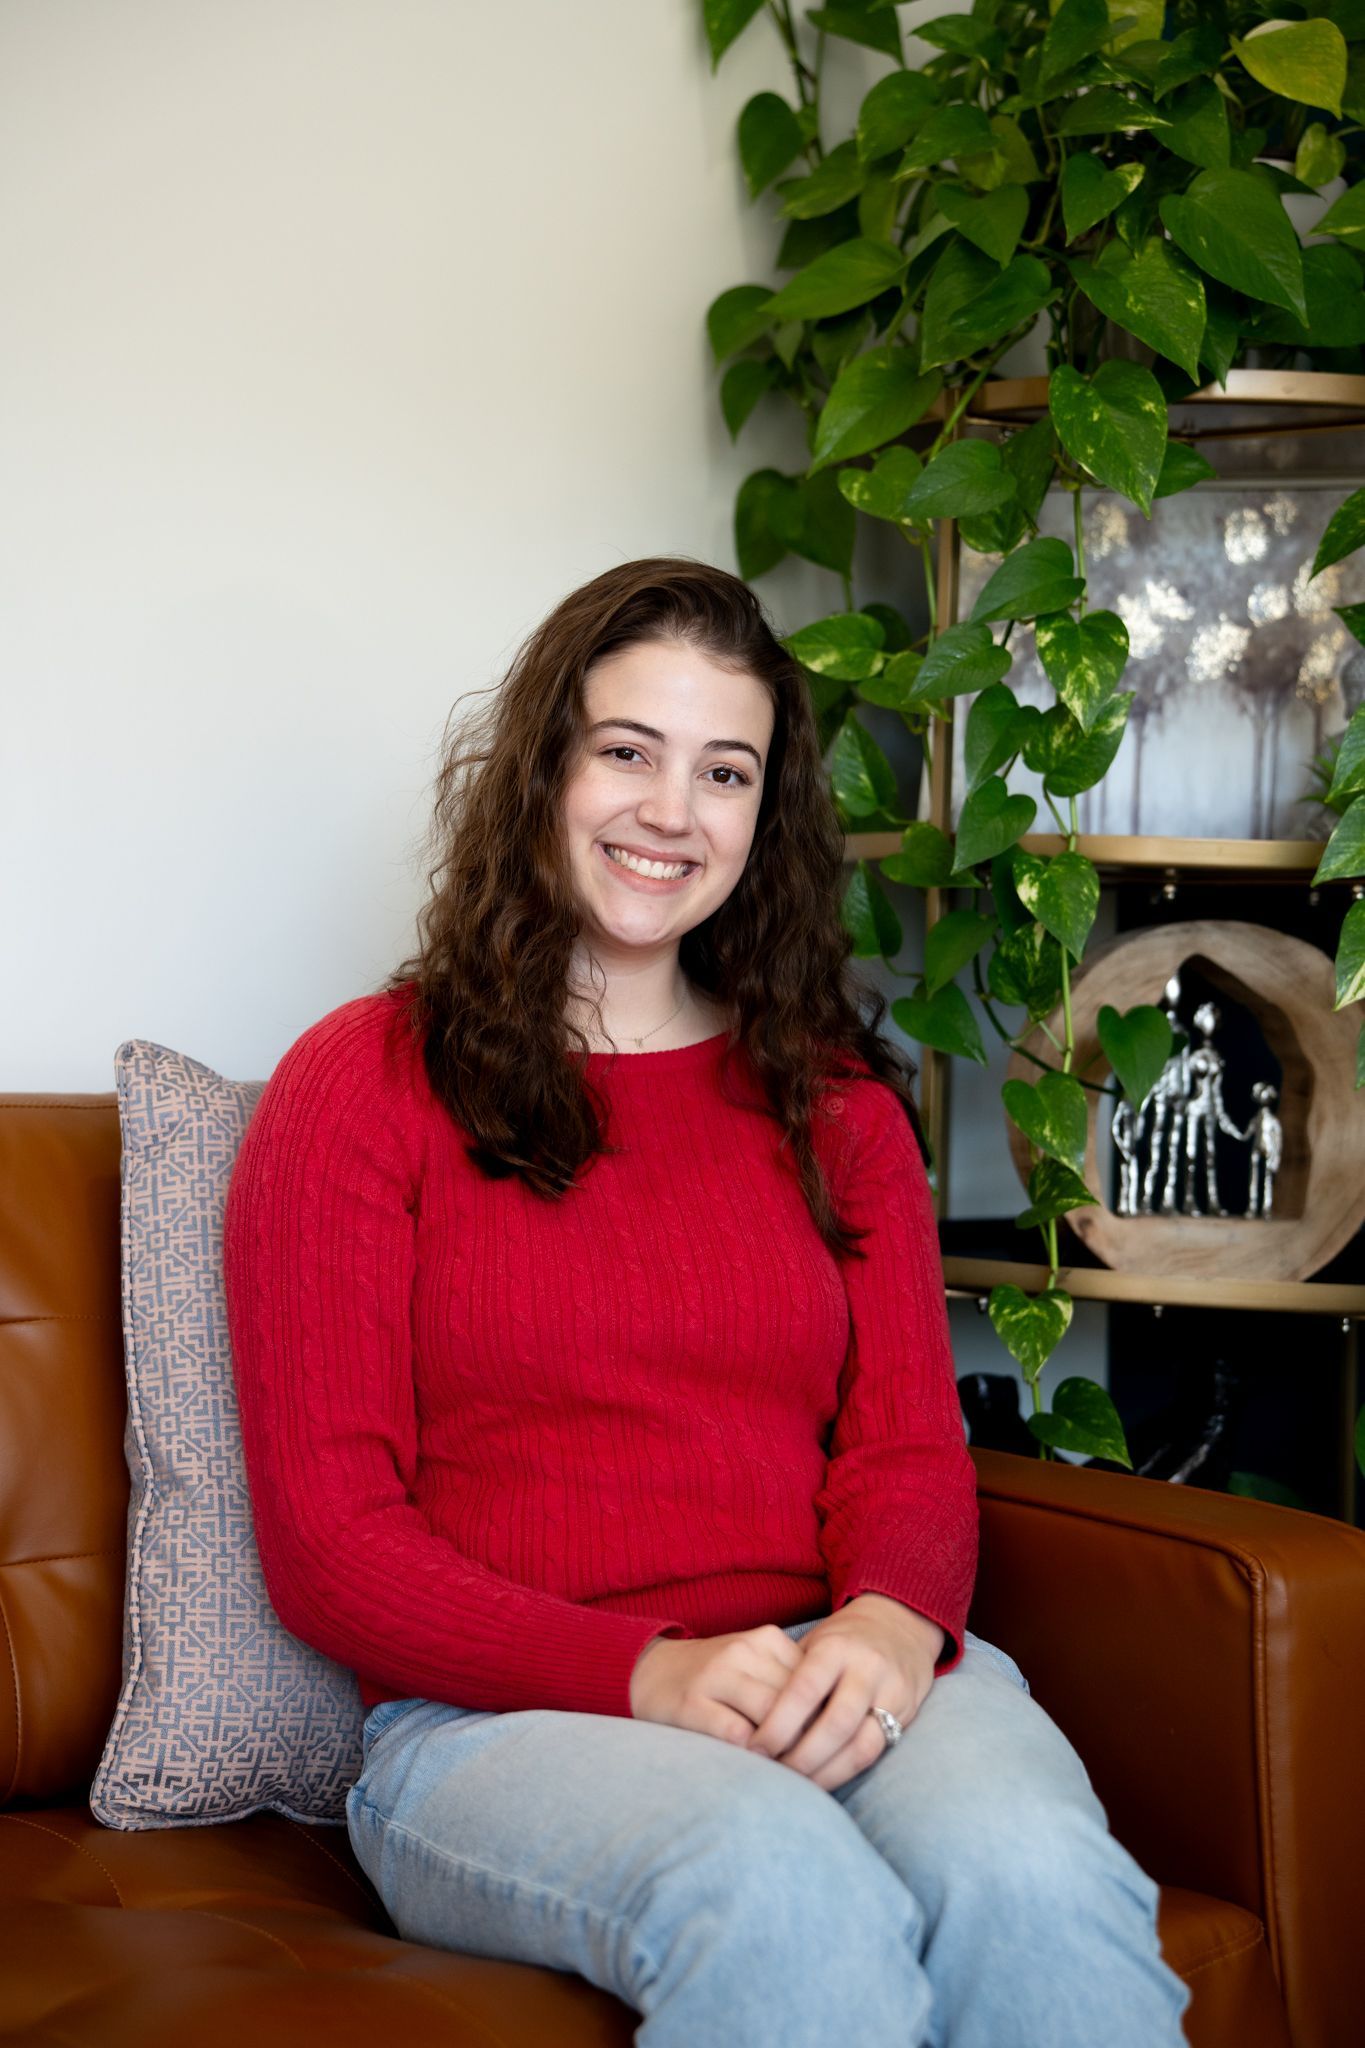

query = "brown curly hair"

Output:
[[381, 556, 926, 1258]]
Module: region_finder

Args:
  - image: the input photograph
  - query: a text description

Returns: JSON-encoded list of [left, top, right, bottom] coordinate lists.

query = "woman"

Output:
[[222, 558, 1191, 2047]]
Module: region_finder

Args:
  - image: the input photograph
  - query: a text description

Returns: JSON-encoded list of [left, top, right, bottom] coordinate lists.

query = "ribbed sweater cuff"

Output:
[[521, 1613, 695, 1718]]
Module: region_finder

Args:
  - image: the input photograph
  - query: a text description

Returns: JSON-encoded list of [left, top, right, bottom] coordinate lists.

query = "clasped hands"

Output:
[[630, 1592, 944, 1794]]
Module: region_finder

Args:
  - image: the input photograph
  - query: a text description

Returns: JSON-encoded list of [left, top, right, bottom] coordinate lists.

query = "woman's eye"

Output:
[[600, 747, 750, 788]]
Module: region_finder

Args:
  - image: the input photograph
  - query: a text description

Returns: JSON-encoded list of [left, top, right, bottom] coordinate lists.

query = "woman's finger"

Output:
[[770, 1664, 878, 1779], [746, 1637, 855, 1763]]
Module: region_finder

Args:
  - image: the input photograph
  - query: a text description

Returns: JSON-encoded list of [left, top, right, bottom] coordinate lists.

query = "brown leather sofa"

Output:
[[2, 1090, 1362, 2047]]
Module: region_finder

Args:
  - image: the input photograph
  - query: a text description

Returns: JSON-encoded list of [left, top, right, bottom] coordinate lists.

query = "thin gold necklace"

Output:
[[624, 989, 690, 1050]]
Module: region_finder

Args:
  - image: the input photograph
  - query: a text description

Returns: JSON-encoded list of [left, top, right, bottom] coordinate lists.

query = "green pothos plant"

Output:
[[701, 0, 1365, 1475]]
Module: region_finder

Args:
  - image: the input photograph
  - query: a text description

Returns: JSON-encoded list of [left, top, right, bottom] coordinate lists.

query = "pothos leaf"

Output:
[[988, 1283, 1073, 1376]]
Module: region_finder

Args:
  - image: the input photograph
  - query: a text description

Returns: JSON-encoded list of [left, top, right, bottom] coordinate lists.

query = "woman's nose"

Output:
[[635, 774, 695, 830]]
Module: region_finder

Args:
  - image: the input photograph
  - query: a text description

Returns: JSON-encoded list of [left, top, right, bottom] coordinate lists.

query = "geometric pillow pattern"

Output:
[[89, 1039, 365, 1830]]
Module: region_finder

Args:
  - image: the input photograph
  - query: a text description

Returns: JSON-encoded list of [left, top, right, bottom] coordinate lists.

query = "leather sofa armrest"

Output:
[[966, 1447, 1365, 2048]]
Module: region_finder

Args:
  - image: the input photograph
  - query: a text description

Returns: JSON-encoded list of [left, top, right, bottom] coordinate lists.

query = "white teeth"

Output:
[[603, 844, 693, 881]]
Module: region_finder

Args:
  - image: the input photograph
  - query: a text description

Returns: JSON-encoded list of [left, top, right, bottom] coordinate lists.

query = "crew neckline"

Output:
[[583, 1029, 730, 1071]]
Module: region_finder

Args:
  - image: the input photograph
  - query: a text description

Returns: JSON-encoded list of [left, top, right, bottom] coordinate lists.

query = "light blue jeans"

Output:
[[345, 1618, 1192, 2046]]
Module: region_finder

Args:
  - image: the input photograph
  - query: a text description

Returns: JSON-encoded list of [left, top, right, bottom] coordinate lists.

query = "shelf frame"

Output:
[[844, 831, 1334, 879], [942, 1256, 1365, 1321]]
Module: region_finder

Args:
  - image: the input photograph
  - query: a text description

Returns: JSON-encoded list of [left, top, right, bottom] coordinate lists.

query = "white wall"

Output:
[[4, 0, 900, 1083]]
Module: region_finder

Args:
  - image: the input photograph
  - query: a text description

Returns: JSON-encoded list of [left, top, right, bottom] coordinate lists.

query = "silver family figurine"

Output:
[[1110, 976, 1283, 1221]]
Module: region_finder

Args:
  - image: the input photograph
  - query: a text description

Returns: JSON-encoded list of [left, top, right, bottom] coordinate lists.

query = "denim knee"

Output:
[[947, 1785, 1159, 1932], [632, 1761, 925, 1953]]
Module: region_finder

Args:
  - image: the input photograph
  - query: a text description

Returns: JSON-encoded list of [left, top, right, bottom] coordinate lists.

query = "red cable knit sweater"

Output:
[[221, 989, 978, 1720]]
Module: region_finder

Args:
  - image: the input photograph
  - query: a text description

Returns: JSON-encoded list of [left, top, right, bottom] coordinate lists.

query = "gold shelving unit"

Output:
[[838, 374, 1365, 1513]]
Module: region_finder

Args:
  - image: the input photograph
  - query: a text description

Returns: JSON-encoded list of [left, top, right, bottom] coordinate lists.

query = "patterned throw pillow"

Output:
[[89, 1039, 365, 1830]]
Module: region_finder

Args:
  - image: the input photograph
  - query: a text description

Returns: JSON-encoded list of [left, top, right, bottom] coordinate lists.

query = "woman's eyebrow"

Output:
[[589, 718, 763, 768]]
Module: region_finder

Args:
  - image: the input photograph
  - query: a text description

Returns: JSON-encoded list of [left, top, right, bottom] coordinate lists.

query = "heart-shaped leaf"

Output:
[[965, 683, 1027, 793], [1035, 610, 1130, 732], [1153, 22, 1224, 99], [971, 537, 1085, 624], [856, 71, 936, 162], [1057, 88, 1170, 137], [1002, 1072, 1089, 1171], [1015, 850, 1099, 960], [988, 922, 1064, 1018], [958, 112, 1041, 190], [858, 647, 923, 709], [958, 417, 1057, 558], [1162, 78, 1230, 172], [919, 240, 1055, 372], [1015, 1157, 1100, 1230], [897, 103, 995, 177], [1154, 441, 1217, 499], [1313, 794, 1365, 886], [1061, 154, 1145, 241], [1069, 239, 1206, 383], [880, 821, 954, 889], [1327, 705, 1365, 806], [925, 909, 996, 997], [1024, 693, 1133, 797], [988, 1283, 1073, 1376], [787, 612, 886, 680], [707, 284, 776, 361], [1231, 18, 1347, 117], [1029, 1378, 1131, 1464], [937, 182, 1029, 266], [735, 469, 792, 579], [1039, 0, 1112, 86], [1049, 361, 1167, 517], [954, 777, 1037, 872], [1334, 900, 1365, 1010], [838, 445, 923, 522], [779, 139, 866, 220], [1248, 244, 1365, 352], [1098, 1003, 1174, 1107], [901, 440, 1018, 521], [991, 849, 1032, 938], [808, 4, 902, 59], [1316, 180, 1365, 251], [763, 237, 908, 323], [912, 622, 1013, 704], [893, 985, 987, 1065], [1160, 170, 1307, 324], [704, 0, 765, 68], [721, 359, 779, 439], [812, 352, 940, 471], [829, 711, 899, 817], [1312, 487, 1365, 579], [841, 859, 904, 959], [769, 468, 855, 576], [738, 92, 805, 198]]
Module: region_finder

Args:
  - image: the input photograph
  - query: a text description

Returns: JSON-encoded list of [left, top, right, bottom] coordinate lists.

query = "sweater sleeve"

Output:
[[221, 996, 691, 1718], [813, 1078, 978, 1674]]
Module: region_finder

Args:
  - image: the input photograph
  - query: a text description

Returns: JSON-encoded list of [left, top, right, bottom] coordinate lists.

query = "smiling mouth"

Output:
[[598, 842, 699, 883]]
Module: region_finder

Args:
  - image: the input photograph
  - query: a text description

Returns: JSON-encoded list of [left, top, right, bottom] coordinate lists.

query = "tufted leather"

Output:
[[2, 1092, 1361, 2046]]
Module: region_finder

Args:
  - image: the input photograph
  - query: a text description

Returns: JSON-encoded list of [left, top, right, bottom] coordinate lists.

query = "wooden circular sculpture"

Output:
[[1004, 919, 1365, 1283]]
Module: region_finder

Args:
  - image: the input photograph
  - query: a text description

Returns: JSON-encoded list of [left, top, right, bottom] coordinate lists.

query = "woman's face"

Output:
[[561, 639, 775, 961]]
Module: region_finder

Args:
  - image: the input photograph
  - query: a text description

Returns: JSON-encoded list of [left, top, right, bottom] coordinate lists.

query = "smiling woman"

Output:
[[560, 639, 775, 1052], [222, 556, 1190, 2048]]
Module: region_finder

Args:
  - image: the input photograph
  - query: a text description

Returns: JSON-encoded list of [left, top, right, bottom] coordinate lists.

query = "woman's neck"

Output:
[[566, 980, 728, 1054]]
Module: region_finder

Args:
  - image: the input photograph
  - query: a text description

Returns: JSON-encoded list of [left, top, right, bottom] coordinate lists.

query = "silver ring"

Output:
[[870, 1705, 903, 1749]]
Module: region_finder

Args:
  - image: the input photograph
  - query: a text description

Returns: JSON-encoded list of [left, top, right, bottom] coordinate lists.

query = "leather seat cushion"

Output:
[[0, 1804, 1286, 2048]]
